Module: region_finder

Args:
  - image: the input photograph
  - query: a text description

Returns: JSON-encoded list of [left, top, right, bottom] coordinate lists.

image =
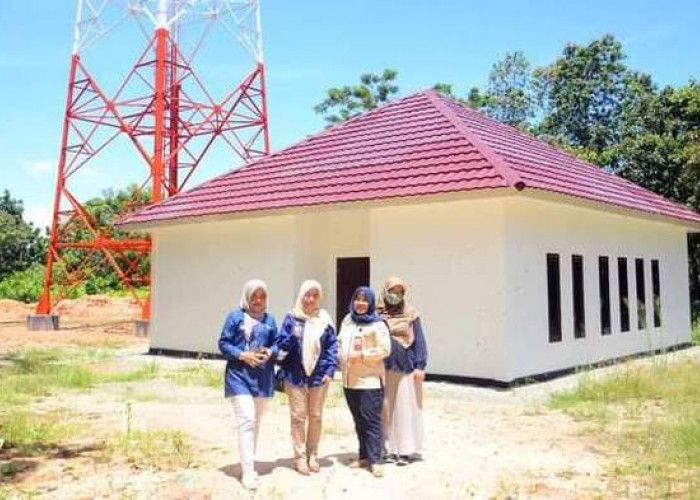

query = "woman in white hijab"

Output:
[[219, 279, 279, 490], [276, 280, 337, 475]]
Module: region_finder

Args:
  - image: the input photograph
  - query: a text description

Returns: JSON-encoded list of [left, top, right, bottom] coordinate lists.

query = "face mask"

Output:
[[384, 292, 403, 306]]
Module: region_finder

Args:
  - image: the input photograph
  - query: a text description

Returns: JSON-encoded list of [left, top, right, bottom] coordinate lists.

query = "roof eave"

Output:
[[117, 185, 700, 234], [116, 187, 518, 232], [522, 188, 700, 232]]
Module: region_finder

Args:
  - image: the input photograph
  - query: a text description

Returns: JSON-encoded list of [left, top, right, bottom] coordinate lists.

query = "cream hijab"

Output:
[[239, 279, 267, 338], [379, 276, 418, 349], [292, 280, 333, 376]]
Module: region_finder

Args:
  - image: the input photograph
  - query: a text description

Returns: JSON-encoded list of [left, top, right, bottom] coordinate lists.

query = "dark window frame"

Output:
[[546, 253, 562, 343], [572, 254, 585, 339], [599, 256, 611, 335], [652, 259, 661, 328], [618, 257, 630, 332], [636, 258, 647, 330]]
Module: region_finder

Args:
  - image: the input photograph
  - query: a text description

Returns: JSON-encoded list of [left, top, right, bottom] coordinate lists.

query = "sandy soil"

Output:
[[23, 378, 607, 500], [0, 296, 144, 351], [0, 295, 141, 324], [0, 322, 145, 352], [1, 357, 611, 497], [0, 300, 609, 499]]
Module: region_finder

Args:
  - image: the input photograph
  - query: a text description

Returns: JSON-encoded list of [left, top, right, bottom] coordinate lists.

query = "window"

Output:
[[652, 259, 661, 328], [572, 254, 585, 338], [636, 258, 647, 330], [546, 253, 562, 343], [599, 256, 611, 335], [618, 257, 630, 332]]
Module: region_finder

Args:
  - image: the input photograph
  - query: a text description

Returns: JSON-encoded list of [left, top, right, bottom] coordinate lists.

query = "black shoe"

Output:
[[395, 455, 409, 466], [382, 453, 397, 464]]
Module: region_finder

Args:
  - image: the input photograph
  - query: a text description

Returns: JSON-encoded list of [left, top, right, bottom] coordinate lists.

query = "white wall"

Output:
[[293, 209, 370, 324], [150, 208, 371, 353], [149, 194, 693, 383], [502, 196, 692, 382], [370, 198, 509, 381], [150, 216, 295, 353]]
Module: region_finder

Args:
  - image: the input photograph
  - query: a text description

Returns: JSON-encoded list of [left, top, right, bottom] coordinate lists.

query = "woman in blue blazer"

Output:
[[276, 280, 337, 475], [219, 279, 278, 491]]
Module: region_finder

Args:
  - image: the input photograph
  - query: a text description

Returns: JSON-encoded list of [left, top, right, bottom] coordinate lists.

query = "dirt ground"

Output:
[[0, 299, 610, 499], [0, 296, 144, 350]]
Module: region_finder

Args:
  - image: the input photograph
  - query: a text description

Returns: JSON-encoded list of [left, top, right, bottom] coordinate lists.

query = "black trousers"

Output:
[[344, 387, 384, 465]]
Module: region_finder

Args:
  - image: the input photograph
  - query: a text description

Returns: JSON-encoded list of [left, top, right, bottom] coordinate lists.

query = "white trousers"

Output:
[[230, 395, 268, 477]]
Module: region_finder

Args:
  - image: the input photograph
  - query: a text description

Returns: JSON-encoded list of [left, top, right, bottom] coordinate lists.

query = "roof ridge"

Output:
[[424, 89, 525, 191]]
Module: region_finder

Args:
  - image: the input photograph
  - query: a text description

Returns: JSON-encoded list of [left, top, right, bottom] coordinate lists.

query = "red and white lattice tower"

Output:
[[35, 0, 270, 323]]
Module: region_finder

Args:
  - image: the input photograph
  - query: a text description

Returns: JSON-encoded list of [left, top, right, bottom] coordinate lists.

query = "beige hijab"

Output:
[[292, 280, 333, 376], [379, 276, 418, 349], [239, 279, 267, 337]]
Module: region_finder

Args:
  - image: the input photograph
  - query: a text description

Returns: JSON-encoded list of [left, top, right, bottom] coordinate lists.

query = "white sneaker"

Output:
[[241, 474, 257, 490]]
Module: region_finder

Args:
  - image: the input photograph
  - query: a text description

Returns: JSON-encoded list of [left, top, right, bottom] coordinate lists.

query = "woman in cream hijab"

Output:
[[276, 280, 337, 475], [218, 279, 279, 490], [379, 276, 428, 466]]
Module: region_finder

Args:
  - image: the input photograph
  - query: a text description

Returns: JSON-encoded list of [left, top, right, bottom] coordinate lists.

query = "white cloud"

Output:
[[23, 160, 54, 177], [24, 205, 53, 231]]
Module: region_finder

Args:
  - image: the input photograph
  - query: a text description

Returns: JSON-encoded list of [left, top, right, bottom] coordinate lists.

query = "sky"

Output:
[[1, 0, 699, 230]]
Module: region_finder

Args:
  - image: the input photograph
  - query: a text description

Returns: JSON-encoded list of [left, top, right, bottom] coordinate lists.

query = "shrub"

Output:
[[108, 429, 193, 469], [0, 409, 76, 455], [0, 264, 44, 303]]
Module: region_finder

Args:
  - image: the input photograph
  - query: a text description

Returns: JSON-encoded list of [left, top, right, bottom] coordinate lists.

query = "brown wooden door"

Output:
[[336, 257, 370, 327]]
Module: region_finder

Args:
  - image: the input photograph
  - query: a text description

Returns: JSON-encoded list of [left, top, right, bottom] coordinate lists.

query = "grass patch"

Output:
[[167, 362, 220, 389], [0, 409, 77, 456], [692, 321, 700, 346], [7, 347, 114, 369], [105, 287, 149, 300], [0, 348, 158, 406], [0, 347, 159, 457], [551, 360, 700, 409], [108, 430, 193, 470], [102, 362, 159, 384], [0, 362, 99, 405], [551, 358, 700, 497], [0, 485, 38, 500]]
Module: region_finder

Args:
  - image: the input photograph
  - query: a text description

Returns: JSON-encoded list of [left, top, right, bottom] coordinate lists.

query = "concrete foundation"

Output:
[[135, 320, 149, 337], [27, 314, 60, 331]]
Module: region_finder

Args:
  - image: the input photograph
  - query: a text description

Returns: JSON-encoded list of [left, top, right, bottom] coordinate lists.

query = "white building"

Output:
[[120, 90, 700, 385]]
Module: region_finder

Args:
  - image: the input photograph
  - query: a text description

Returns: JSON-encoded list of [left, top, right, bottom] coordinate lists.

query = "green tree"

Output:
[[314, 69, 399, 124], [465, 86, 490, 109], [534, 34, 629, 167], [0, 190, 46, 281], [613, 76, 692, 202], [610, 79, 700, 318], [52, 184, 151, 297], [484, 51, 535, 128], [432, 82, 455, 96], [442, 52, 534, 127]]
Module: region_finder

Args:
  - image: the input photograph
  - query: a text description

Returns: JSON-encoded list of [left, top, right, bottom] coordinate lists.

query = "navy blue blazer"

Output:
[[218, 307, 279, 397], [384, 317, 428, 373], [276, 313, 338, 388]]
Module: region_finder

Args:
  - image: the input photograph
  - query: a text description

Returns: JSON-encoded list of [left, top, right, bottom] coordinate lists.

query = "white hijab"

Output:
[[239, 279, 267, 338], [292, 280, 333, 376]]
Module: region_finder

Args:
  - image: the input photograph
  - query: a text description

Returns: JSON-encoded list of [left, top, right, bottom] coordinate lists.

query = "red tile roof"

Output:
[[120, 90, 700, 227]]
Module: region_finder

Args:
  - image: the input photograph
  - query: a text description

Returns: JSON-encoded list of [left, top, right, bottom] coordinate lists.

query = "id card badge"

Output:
[[293, 322, 304, 339]]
